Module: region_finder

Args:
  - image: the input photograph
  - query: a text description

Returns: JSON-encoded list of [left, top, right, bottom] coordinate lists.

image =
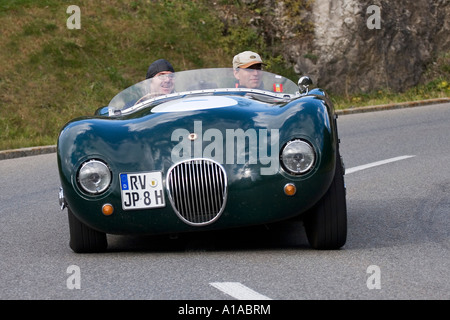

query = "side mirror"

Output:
[[94, 106, 109, 116], [298, 76, 313, 94]]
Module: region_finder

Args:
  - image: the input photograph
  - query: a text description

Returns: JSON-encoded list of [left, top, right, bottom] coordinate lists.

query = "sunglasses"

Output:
[[244, 64, 263, 70], [237, 63, 262, 70], [155, 73, 175, 80]]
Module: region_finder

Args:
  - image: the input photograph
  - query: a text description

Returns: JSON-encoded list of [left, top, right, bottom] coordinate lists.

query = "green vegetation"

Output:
[[332, 78, 449, 110], [332, 51, 450, 109], [0, 0, 448, 150]]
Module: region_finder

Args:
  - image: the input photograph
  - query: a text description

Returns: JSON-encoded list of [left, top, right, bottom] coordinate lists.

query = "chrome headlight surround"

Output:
[[280, 139, 316, 175], [77, 159, 112, 195]]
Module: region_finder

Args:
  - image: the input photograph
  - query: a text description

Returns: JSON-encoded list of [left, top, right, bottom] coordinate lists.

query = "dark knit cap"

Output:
[[146, 59, 175, 79]]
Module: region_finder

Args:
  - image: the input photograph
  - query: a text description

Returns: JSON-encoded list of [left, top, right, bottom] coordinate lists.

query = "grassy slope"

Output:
[[0, 0, 448, 150], [0, 0, 231, 150]]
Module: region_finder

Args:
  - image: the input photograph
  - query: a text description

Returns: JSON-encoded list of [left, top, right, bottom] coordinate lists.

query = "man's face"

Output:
[[233, 64, 262, 89], [150, 71, 175, 95]]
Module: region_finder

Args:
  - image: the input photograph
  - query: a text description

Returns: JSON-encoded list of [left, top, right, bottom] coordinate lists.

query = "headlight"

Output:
[[77, 159, 111, 194], [280, 139, 316, 175]]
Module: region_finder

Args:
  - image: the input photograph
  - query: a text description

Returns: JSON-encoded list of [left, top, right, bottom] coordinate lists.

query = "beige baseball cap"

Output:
[[232, 51, 264, 69]]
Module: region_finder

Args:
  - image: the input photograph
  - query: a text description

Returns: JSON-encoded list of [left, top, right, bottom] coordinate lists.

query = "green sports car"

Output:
[[57, 68, 347, 253]]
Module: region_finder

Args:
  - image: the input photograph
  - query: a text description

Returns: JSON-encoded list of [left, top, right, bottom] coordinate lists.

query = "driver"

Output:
[[232, 51, 264, 89], [135, 59, 175, 105]]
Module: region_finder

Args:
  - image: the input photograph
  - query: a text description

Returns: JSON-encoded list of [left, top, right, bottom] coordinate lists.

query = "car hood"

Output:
[[58, 93, 332, 180]]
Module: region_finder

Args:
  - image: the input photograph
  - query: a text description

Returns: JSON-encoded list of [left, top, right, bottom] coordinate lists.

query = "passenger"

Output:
[[232, 51, 264, 89], [135, 59, 175, 105], [146, 59, 175, 96]]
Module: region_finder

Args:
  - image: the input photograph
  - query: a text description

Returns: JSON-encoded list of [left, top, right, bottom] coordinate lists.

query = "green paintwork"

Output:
[[57, 71, 338, 235]]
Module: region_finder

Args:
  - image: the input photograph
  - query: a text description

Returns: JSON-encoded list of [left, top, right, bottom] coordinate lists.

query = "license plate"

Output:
[[120, 172, 165, 210]]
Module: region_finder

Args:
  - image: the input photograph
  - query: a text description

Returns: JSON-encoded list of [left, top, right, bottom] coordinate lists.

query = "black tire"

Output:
[[68, 208, 107, 253], [304, 151, 347, 249]]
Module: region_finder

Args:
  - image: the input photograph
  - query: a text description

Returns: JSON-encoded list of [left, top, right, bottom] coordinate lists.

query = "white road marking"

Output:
[[346, 155, 416, 174], [209, 156, 416, 300], [210, 282, 272, 300]]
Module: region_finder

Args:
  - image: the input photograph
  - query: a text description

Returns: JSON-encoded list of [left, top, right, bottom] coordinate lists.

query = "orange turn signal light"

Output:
[[284, 183, 296, 196], [102, 204, 114, 216]]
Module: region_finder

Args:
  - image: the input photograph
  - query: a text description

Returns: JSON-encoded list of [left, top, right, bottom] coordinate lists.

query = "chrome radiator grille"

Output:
[[167, 159, 227, 225]]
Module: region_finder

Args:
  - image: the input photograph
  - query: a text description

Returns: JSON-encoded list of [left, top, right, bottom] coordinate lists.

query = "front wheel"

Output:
[[68, 208, 107, 253], [304, 152, 347, 249]]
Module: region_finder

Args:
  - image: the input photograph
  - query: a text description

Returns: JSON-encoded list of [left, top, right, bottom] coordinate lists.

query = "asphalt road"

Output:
[[0, 103, 449, 301]]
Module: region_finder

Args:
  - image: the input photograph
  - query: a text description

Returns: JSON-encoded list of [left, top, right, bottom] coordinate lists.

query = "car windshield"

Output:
[[107, 68, 300, 115]]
